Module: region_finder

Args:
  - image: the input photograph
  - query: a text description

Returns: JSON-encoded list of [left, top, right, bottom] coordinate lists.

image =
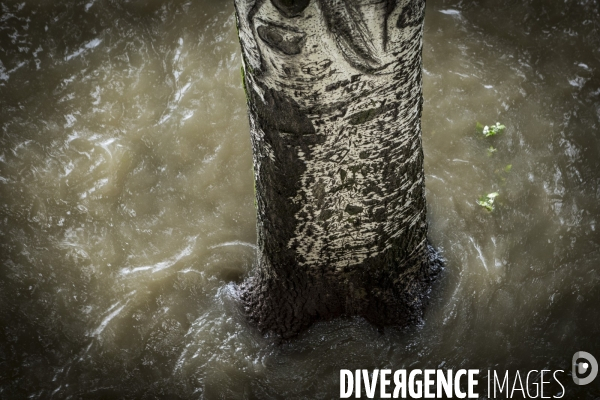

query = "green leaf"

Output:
[[504, 164, 512, 172], [487, 146, 496, 156], [478, 121, 506, 137], [477, 192, 499, 212]]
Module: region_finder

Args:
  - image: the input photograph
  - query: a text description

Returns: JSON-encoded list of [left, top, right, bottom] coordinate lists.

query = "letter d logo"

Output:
[[572, 351, 598, 385]]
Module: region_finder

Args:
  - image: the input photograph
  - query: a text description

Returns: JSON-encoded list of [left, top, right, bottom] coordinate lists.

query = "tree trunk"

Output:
[[234, 0, 442, 338]]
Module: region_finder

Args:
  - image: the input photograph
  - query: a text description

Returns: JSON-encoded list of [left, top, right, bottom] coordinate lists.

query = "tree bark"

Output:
[[234, 0, 442, 338]]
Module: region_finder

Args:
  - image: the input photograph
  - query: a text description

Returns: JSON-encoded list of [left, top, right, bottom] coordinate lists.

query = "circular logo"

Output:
[[572, 351, 598, 385]]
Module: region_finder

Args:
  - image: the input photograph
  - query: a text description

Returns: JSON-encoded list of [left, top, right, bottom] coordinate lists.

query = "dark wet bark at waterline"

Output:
[[235, 0, 443, 338]]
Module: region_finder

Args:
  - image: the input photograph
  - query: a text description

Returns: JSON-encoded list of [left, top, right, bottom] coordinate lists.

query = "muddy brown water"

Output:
[[1, 0, 599, 398]]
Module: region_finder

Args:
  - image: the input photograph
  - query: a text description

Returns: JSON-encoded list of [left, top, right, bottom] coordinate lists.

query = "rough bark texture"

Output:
[[235, 0, 442, 338]]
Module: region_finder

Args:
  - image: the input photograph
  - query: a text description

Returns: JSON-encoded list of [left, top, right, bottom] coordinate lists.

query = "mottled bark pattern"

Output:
[[235, 0, 441, 338]]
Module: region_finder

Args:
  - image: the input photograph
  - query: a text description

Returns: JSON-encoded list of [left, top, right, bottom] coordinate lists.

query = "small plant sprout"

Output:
[[487, 146, 496, 156], [477, 192, 499, 212], [476, 122, 506, 137]]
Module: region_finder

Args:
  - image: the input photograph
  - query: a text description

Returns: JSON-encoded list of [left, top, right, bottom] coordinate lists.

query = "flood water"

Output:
[[1, 0, 599, 398]]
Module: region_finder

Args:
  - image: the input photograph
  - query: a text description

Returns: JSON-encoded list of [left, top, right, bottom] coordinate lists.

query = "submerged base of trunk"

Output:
[[239, 243, 443, 339]]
